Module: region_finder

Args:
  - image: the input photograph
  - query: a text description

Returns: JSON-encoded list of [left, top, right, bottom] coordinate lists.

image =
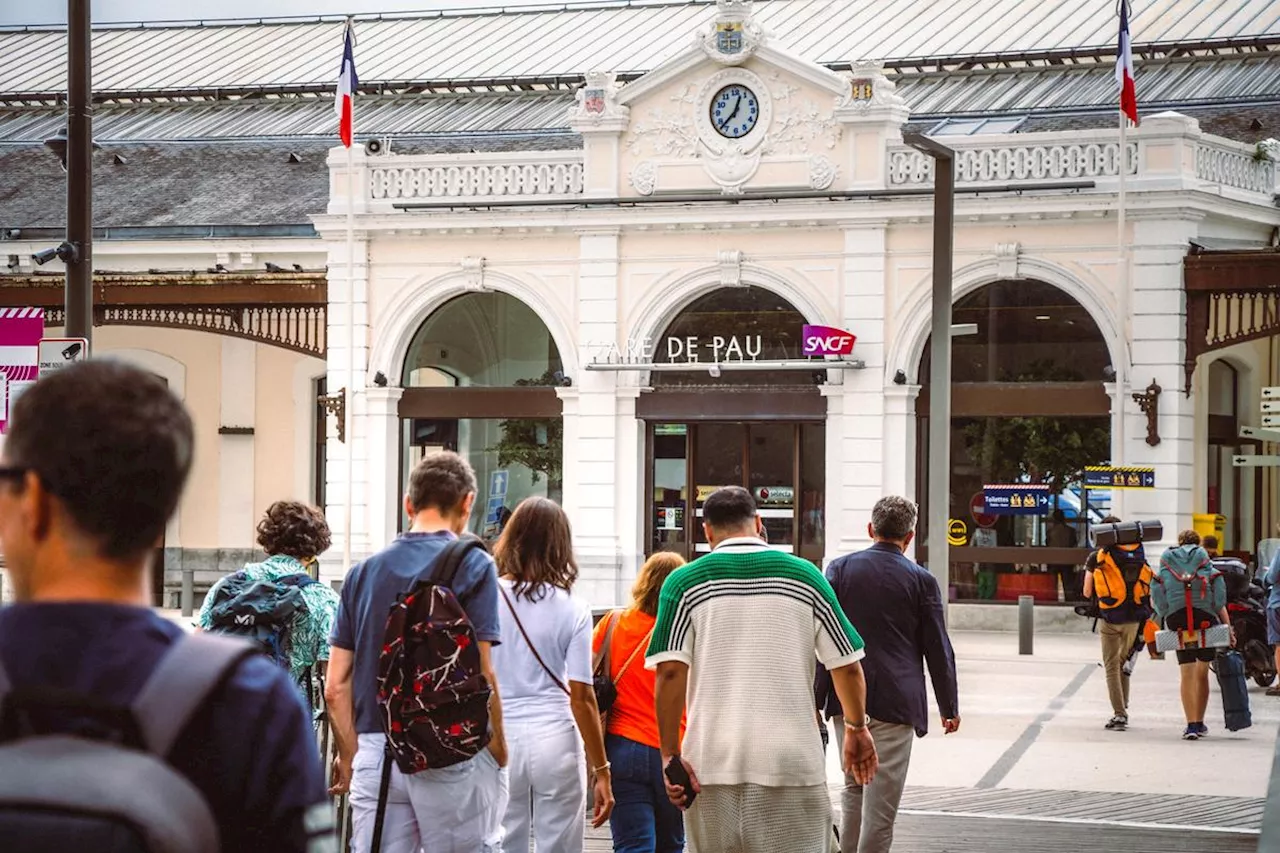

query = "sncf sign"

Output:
[[801, 324, 857, 357]]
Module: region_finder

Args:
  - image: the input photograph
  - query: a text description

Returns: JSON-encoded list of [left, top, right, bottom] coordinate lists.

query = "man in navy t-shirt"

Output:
[[0, 360, 332, 853], [327, 450, 507, 853]]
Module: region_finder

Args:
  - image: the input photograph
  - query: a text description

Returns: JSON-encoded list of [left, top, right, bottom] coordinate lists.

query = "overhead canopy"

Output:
[[1184, 246, 1280, 394]]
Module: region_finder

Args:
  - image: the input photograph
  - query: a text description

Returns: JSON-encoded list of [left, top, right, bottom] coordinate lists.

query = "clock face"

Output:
[[710, 84, 760, 139]]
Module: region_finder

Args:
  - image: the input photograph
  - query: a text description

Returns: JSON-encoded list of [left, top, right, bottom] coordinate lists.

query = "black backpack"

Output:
[[206, 570, 316, 668], [0, 634, 254, 853], [376, 536, 492, 774]]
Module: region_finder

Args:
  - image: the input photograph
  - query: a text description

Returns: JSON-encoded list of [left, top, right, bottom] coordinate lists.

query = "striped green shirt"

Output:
[[645, 540, 865, 787]]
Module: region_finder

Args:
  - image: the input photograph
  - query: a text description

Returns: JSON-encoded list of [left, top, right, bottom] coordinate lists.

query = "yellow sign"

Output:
[[947, 518, 968, 546], [696, 485, 730, 502]]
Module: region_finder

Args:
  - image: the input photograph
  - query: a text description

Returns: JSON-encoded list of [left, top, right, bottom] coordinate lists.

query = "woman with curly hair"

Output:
[[199, 500, 340, 694], [491, 496, 614, 853]]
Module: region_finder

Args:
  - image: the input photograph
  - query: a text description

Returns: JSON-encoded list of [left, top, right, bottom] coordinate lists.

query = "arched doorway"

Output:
[[917, 279, 1112, 604], [640, 286, 827, 564], [398, 291, 564, 543]]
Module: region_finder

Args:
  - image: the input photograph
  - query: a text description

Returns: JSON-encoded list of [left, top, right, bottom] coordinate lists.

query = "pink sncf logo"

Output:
[[802, 324, 857, 356]]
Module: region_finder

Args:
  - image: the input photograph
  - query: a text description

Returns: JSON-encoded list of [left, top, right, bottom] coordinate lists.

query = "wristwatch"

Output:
[[844, 715, 871, 731]]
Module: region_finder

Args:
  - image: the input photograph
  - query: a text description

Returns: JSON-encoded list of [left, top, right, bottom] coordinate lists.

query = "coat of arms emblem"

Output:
[[584, 88, 605, 114], [715, 22, 743, 54]]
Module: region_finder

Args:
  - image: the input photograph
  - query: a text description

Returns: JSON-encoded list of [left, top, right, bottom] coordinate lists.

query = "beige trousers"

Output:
[[834, 717, 915, 853], [1100, 621, 1140, 716]]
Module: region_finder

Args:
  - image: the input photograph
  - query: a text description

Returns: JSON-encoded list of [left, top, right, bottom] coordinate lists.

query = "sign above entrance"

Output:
[[801, 325, 857, 357], [1084, 466, 1155, 490], [983, 484, 1051, 516]]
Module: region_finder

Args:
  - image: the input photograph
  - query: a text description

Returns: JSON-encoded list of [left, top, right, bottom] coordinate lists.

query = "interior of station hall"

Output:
[[1, 0, 1280, 613]]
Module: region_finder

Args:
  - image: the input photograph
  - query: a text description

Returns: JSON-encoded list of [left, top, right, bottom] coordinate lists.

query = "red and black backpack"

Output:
[[376, 535, 492, 773]]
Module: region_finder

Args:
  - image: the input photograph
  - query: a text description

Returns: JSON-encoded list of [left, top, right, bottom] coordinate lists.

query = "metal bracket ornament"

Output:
[[319, 387, 347, 443], [1132, 379, 1161, 446]]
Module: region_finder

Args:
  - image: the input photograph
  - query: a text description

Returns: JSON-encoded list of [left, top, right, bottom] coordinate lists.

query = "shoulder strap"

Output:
[[132, 633, 257, 758], [429, 535, 487, 590], [500, 586, 569, 696], [0, 654, 10, 715], [593, 610, 620, 677], [616, 627, 655, 682]]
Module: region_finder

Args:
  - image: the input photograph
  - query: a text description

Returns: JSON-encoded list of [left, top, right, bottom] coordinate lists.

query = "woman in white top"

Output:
[[492, 496, 614, 853]]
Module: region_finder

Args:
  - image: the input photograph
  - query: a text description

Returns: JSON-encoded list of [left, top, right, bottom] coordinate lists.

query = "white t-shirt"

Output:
[[492, 578, 593, 726]]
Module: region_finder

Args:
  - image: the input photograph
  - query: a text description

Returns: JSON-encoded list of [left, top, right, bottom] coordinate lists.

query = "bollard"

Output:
[[1018, 594, 1034, 655], [180, 566, 195, 617]]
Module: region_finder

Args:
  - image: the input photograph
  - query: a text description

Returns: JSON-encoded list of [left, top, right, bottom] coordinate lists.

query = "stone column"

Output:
[[1120, 217, 1200, 547], [363, 386, 405, 558], [565, 229, 624, 606]]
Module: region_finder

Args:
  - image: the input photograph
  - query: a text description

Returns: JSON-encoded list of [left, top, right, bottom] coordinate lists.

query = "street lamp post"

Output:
[[66, 0, 92, 347], [903, 132, 955, 609]]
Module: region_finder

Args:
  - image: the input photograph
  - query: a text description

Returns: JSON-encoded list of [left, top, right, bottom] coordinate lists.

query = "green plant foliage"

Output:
[[487, 370, 563, 487]]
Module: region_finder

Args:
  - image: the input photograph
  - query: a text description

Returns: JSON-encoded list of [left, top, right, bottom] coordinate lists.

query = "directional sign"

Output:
[[1084, 466, 1155, 490], [1265, 415, 1280, 428], [1233, 455, 1280, 468], [1262, 400, 1280, 413], [1242, 425, 1280, 442], [37, 337, 88, 379], [983, 484, 1052, 516], [1263, 387, 1280, 399]]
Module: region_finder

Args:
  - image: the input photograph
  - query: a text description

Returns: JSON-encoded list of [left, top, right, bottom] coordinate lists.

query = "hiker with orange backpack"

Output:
[[1082, 515, 1153, 731]]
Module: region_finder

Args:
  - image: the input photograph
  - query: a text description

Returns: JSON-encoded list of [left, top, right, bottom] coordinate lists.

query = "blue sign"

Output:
[[485, 496, 507, 525], [1084, 466, 1155, 490], [489, 470, 509, 499], [983, 484, 1051, 516]]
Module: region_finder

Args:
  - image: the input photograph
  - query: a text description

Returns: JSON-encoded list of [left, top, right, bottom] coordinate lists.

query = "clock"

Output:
[[710, 84, 759, 139]]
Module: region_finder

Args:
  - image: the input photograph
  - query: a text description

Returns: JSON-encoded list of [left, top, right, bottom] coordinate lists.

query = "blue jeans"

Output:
[[605, 733, 685, 853]]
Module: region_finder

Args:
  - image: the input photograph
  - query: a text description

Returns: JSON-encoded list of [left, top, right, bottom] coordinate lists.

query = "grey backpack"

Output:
[[0, 633, 254, 853]]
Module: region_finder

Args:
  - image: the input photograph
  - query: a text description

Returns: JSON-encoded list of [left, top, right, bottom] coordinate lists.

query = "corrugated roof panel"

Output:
[[5, 0, 1280, 96]]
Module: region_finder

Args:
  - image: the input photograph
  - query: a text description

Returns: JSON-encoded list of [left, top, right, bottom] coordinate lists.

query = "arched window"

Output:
[[399, 292, 564, 541], [917, 280, 1112, 606]]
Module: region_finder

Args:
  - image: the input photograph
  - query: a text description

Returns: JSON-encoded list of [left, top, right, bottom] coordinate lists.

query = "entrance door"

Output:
[[647, 422, 825, 565]]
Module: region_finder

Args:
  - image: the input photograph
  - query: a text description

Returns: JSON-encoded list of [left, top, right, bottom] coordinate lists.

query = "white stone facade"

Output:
[[313, 6, 1280, 605]]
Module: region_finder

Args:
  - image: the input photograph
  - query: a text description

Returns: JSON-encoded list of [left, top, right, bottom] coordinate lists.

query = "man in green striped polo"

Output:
[[647, 486, 878, 853]]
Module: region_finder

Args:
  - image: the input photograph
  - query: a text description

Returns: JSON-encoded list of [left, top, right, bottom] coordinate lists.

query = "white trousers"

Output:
[[349, 732, 507, 853], [501, 719, 586, 853]]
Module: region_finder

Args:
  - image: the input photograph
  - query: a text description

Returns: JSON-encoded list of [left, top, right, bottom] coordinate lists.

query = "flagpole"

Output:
[[342, 140, 356, 576], [1115, 109, 1129, 519]]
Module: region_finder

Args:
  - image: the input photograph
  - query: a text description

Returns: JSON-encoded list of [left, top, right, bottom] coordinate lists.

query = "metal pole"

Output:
[[342, 142, 356, 576], [180, 566, 194, 617], [904, 133, 956, 612], [1018, 595, 1035, 655], [66, 0, 92, 348]]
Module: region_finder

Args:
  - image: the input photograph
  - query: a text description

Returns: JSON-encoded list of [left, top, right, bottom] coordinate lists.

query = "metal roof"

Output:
[[0, 52, 1276, 143], [1, 0, 1279, 99]]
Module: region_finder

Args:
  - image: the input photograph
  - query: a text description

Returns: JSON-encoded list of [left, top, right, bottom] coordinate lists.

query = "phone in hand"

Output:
[[664, 756, 697, 807]]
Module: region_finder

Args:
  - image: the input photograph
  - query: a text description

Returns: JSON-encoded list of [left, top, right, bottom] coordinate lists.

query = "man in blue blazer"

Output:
[[815, 496, 960, 853]]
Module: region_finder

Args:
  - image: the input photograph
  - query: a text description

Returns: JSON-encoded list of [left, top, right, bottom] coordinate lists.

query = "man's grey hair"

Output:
[[871, 496, 918, 542]]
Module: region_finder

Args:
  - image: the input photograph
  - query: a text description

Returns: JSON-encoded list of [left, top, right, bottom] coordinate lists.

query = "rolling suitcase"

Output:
[[1215, 649, 1253, 732]]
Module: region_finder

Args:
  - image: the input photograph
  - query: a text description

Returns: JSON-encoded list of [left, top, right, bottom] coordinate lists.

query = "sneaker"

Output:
[[1182, 725, 1200, 740], [1194, 722, 1209, 737], [1105, 715, 1128, 730]]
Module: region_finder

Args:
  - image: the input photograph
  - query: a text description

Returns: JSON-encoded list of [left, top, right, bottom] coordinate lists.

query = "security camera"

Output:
[[32, 242, 77, 265], [372, 371, 388, 388], [893, 369, 907, 385], [1102, 364, 1117, 381], [552, 370, 573, 387]]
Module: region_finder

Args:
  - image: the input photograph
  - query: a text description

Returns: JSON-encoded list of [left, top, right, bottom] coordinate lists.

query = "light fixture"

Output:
[[1035, 315, 1051, 321], [893, 369, 908, 385], [708, 364, 722, 378]]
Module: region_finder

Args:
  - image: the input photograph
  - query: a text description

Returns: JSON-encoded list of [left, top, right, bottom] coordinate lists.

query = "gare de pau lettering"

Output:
[[586, 335, 765, 364]]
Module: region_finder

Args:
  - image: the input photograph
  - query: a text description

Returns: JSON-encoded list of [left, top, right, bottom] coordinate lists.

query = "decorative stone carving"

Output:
[[808, 155, 838, 190], [630, 160, 658, 196], [995, 242, 1020, 279], [569, 70, 630, 126], [624, 85, 700, 159], [697, 0, 767, 66], [461, 256, 486, 291], [836, 60, 907, 112], [717, 250, 744, 287]]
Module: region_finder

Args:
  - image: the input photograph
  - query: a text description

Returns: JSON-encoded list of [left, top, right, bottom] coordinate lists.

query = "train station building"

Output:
[[2, 0, 1279, 610]]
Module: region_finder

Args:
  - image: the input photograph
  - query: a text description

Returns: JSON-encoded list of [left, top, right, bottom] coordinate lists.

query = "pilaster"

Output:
[[364, 387, 405, 557]]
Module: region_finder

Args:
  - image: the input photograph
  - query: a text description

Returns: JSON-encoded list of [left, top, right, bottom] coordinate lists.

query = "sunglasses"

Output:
[[0, 466, 30, 487]]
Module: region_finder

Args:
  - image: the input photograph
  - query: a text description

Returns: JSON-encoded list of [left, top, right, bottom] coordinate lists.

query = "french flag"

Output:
[[334, 20, 358, 148], [1116, 0, 1138, 125]]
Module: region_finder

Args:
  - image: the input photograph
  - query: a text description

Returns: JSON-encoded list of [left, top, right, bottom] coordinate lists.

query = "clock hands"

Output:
[[718, 96, 743, 131]]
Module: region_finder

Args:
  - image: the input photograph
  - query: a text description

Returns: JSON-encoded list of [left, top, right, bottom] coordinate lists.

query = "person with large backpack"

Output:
[[0, 361, 332, 853], [200, 500, 341, 709], [1082, 515, 1153, 731], [326, 450, 508, 853], [1151, 529, 1233, 740]]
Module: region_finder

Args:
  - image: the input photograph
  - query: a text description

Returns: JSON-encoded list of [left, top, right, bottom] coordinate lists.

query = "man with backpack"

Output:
[[1082, 515, 1153, 731], [0, 360, 332, 853], [1151, 529, 1233, 740], [326, 450, 508, 853]]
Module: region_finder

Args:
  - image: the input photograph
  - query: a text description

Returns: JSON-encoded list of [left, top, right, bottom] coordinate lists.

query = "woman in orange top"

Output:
[[592, 551, 688, 853]]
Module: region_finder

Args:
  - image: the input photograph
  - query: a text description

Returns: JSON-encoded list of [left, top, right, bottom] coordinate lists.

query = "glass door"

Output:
[[647, 422, 823, 564]]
